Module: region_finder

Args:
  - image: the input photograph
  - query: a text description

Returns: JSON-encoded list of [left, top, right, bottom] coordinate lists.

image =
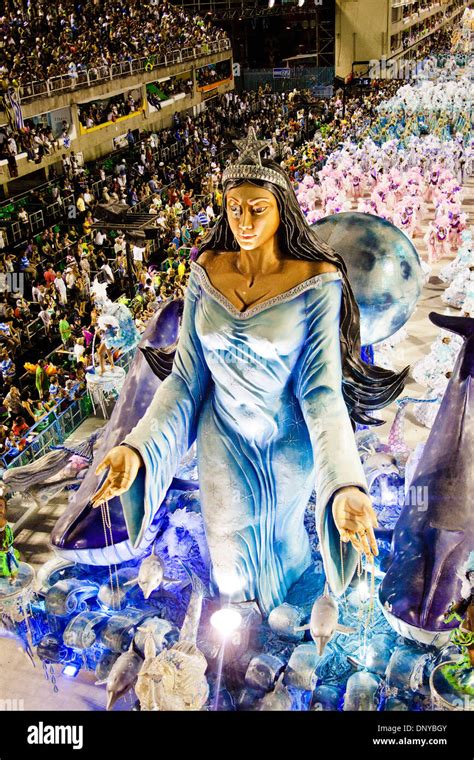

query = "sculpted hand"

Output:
[[91, 445, 143, 508], [332, 486, 379, 559]]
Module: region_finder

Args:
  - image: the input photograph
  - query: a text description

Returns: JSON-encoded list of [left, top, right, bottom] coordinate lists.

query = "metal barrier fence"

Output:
[[2, 394, 93, 469], [4, 346, 136, 470], [17, 39, 232, 103]]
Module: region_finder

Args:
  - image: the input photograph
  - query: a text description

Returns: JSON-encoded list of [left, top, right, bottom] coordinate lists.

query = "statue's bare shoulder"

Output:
[[196, 249, 215, 267], [196, 250, 235, 276], [197, 251, 337, 277], [302, 260, 338, 275]]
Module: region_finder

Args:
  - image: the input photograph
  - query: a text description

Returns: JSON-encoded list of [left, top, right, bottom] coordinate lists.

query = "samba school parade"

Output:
[[0, 0, 473, 737]]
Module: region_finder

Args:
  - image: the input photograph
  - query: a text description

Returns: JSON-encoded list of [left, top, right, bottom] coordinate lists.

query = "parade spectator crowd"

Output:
[[146, 76, 194, 111], [196, 60, 232, 88], [0, 118, 70, 177], [78, 91, 142, 130], [0, 0, 228, 88]]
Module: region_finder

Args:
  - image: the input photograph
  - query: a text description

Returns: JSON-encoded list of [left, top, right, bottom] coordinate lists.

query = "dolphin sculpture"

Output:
[[51, 299, 188, 565], [379, 313, 474, 647], [123, 550, 182, 599], [294, 582, 356, 655]]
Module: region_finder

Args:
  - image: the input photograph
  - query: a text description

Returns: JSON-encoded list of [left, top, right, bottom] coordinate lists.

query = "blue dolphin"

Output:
[[379, 312, 474, 646]]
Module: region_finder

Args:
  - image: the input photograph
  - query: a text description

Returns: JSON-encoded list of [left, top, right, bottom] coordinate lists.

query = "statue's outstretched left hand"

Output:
[[332, 486, 379, 559], [91, 445, 143, 507]]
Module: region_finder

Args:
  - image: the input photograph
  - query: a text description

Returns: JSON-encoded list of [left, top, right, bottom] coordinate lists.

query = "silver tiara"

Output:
[[222, 126, 288, 191]]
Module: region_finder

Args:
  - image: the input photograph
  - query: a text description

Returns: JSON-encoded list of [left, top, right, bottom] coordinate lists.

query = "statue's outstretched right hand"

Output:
[[91, 445, 144, 507]]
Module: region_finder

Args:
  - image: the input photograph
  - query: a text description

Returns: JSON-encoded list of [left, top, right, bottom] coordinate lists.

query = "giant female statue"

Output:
[[86, 130, 407, 615]]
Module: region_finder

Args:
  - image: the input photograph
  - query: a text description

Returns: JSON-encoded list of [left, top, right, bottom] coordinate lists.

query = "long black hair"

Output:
[[200, 159, 408, 426]]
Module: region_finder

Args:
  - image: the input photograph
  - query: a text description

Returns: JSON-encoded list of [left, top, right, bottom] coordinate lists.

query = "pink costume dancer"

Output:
[[367, 165, 379, 191], [395, 205, 416, 240], [325, 195, 351, 216], [357, 197, 379, 216], [424, 167, 440, 203], [411, 197, 426, 238], [319, 178, 339, 209], [350, 170, 363, 201], [82, 327, 94, 347], [371, 192, 393, 224], [425, 217, 451, 264], [371, 180, 390, 212], [386, 170, 402, 212], [448, 210, 467, 252]]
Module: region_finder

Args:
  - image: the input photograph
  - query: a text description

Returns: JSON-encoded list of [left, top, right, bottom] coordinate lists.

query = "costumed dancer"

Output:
[[0, 497, 19, 585], [349, 169, 363, 203], [448, 209, 467, 253], [424, 167, 441, 204], [445, 553, 474, 670], [424, 217, 451, 264], [442, 266, 474, 310], [440, 230, 473, 284], [412, 326, 463, 389], [91, 281, 141, 376]]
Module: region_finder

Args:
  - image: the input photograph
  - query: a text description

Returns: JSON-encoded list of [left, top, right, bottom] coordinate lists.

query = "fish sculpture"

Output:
[[3, 437, 95, 491], [294, 583, 356, 656], [96, 642, 143, 711], [135, 572, 210, 711], [124, 550, 182, 599], [97, 568, 138, 610], [94, 652, 120, 684], [3, 438, 96, 514], [99, 608, 158, 653], [257, 674, 292, 711], [361, 450, 399, 492], [379, 314, 474, 646]]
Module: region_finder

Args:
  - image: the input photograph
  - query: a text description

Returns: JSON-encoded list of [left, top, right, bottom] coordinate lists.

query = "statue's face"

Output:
[[226, 184, 280, 251]]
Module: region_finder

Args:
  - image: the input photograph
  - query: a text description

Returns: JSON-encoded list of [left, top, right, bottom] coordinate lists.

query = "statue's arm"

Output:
[[94, 273, 211, 547], [293, 278, 371, 595]]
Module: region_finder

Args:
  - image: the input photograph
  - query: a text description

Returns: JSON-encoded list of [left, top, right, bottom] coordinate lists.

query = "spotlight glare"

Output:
[[214, 570, 244, 595], [210, 608, 242, 637], [62, 664, 80, 678], [268, 0, 275, 6], [298, 0, 305, 6]]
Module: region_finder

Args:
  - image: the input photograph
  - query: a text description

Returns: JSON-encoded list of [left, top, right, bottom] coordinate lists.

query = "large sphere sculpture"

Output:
[[312, 213, 422, 345]]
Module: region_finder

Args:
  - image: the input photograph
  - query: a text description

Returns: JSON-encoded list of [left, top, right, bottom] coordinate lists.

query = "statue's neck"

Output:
[[236, 240, 284, 278]]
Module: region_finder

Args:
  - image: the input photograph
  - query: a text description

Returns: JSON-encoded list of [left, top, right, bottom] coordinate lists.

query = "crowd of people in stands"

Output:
[[196, 60, 232, 88], [0, 0, 228, 87], [11, 87, 317, 248], [0, 118, 69, 176], [146, 75, 194, 111], [0, 215, 202, 463], [78, 91, 143, 130]]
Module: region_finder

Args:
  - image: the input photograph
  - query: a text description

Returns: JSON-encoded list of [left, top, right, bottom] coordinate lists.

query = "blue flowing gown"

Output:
[[122, 262, 368, 614]]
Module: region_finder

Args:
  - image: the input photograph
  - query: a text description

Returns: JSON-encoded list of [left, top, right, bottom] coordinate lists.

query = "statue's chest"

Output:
[[211, 271, 309, 313]]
